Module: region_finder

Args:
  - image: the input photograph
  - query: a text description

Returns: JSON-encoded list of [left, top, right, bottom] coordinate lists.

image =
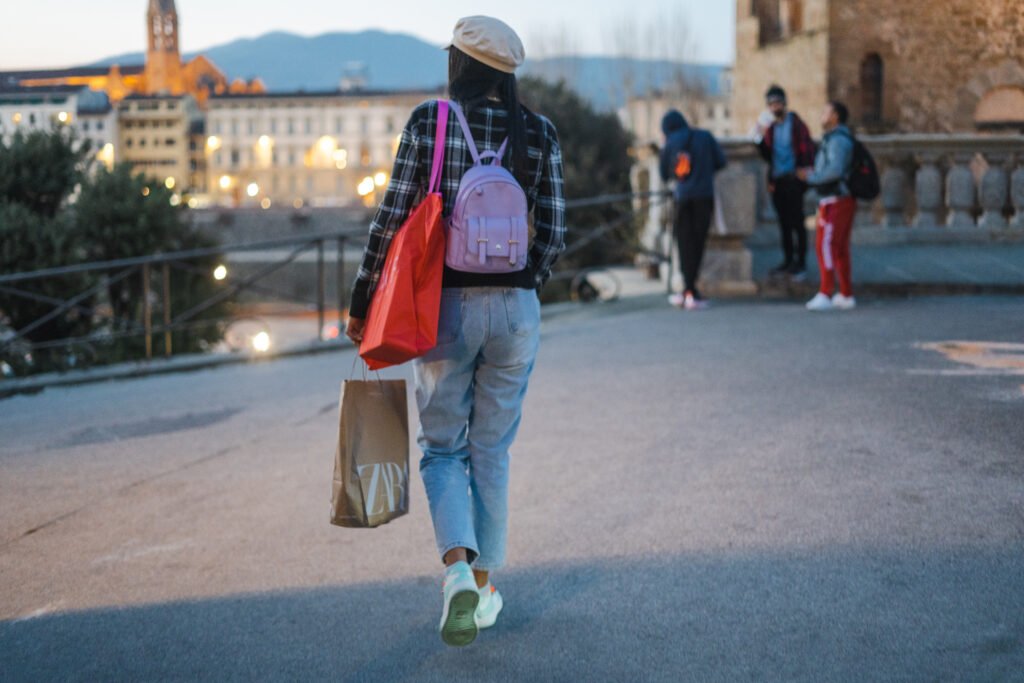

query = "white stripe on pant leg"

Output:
[[823, 221, 834, 270]]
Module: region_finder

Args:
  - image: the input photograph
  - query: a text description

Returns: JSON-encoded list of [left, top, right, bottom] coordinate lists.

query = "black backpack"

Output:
[[840, 131, 880, 201]]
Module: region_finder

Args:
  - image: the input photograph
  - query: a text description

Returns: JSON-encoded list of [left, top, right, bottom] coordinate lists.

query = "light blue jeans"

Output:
[[414, 287, 541, 571]]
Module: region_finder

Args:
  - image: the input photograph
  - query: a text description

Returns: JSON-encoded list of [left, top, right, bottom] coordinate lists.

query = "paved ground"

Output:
[[748, 226, 1024, 290], [1, 294, 1023, 682]]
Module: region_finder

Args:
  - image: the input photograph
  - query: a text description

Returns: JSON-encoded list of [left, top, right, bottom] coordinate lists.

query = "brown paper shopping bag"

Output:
[[330, 379, 410, 528]]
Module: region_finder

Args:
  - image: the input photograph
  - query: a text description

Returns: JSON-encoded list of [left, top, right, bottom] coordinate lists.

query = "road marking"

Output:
[[915, 341, 1024, 376], [92, 541, 191, 566]]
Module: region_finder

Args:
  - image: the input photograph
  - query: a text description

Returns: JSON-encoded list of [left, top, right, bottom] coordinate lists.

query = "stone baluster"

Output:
[[913, 153, 943, 228], [945, 153, 976, 228], [881, 160, 908, 227], [1010, 154, 1024, 230], [978, 154, 1009, 229]]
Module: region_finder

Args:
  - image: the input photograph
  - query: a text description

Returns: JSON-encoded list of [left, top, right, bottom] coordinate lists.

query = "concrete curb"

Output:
[[0, 339, 351, 400]]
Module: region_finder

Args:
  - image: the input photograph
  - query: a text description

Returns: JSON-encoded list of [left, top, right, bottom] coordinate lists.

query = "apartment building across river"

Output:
[[205, 89, 438, 208]]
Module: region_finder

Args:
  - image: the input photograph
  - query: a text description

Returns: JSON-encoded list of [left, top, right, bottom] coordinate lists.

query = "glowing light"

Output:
[[169, 193, 181, 206], [258, 135, 272, 147], [142, 186, 151, 197], [165, 177, 176, 189], [357, 176, 375, 196], [319, 136, 336, 152], [57, 111, 69, 123], [213, 265, 228, 281], [12, 113, 22, 124], [333, 149, 348, 170], [218, 175, 232, 190], [206, 135, 221, 151], [293, 198, 304, 209], [373, 171, 387, 187], [252, 331, 271, 353], [260, 197, 272, 210], [246, 182, 259, 197], [97, 142, 115, 169], [187, 197, 198, 209]]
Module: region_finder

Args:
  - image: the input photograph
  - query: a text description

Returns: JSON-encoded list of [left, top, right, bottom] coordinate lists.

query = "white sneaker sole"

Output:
[[440, 589, 479, 647]]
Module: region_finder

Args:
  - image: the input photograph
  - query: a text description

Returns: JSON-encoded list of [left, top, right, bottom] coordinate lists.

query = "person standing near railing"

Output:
[[755, 85, 816, 282], [798, 101, 857, 312], [345, 15, 565, 647], [659, 109, 727, 310]]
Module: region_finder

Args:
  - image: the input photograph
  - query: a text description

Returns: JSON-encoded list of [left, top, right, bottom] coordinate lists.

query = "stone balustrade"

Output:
[[632, 133, 1024, 293], [717, 134, 1024, 232]]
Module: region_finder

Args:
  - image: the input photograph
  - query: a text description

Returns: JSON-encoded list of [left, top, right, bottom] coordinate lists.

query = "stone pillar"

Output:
[[945, 153, 976, 228], [1010, 155, 1024, 230], [703, 166, 758, 296], [979, 154, 1009, 229], [881, 162, 907, 227], [913, 153, 942, 228]]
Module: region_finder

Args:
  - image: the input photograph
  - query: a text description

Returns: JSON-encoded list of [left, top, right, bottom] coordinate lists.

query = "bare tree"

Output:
[[526, 22, 581, 86]]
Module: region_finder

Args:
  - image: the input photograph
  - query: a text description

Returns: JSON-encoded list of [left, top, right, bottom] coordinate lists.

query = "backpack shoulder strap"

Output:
[[448, 100, 482, 165], [428, 100, 449, 194]]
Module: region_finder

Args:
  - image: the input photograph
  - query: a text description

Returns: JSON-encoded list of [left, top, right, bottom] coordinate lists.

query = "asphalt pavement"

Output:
[[1, 294, 1023, 682]]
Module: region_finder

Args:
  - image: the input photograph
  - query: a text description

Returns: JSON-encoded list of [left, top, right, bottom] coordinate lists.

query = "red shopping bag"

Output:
[[359, 101, 449, 371]]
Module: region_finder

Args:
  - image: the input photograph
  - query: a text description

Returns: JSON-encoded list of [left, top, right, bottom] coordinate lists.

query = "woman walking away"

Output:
[[345, 15, 565, 647]]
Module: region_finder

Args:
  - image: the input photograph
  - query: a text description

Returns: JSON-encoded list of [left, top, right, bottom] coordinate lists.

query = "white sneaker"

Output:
[[684, 293, 709, 311], [475, 583, 504, 629], [668, 293, 685, 308], [439, 562, 479, 647], [832, 293, 857, 310], [805, 292, 834, 311]]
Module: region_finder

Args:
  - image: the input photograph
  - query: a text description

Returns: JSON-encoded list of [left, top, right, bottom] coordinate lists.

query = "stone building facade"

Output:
[[732, 0, 1024, 135], [204, 89, 437, 208]]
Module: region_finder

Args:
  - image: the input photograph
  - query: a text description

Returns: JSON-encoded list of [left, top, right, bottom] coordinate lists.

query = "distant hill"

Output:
[[90, 30, 727, 110]]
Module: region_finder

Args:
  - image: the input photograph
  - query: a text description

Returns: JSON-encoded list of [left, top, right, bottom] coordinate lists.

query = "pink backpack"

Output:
[[445, 100, 529, 274]]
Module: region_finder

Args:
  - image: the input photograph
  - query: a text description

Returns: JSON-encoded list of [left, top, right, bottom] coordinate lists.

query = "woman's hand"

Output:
[[345, 317, 366, 344]]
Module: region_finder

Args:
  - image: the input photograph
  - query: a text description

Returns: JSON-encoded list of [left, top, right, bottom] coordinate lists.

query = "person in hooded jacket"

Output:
[[659, 109, 727, 310]]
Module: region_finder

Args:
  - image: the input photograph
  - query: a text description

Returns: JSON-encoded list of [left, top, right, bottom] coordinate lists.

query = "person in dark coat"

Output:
[[756, 84, 817, 280], [659, 109, 727, 310]]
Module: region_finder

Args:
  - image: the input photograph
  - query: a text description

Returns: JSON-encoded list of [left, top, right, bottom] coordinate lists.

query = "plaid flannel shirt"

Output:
[[349, 99, 565, 319]]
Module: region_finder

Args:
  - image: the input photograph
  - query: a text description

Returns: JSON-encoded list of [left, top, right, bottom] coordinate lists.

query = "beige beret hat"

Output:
[[446, 16, 525, 74]]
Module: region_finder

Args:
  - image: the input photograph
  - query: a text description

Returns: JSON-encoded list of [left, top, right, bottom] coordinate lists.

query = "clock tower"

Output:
[[145, 0, 182, 94]]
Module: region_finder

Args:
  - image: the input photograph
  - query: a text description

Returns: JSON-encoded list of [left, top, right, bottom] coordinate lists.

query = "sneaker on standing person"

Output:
[[806, 292, 833, 311], [440, 561, 480, 646], [832, 293, 856, 310], [684, 291, 709, 310], [475, 582, 504, 629]]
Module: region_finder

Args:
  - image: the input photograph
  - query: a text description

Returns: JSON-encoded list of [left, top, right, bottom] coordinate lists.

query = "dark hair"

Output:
[[447, 46, 529, 188], [765, 84, 787, 102], [829, 100, 849, 124]]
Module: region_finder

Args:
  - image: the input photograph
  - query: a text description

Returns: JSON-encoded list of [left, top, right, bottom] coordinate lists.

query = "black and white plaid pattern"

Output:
[[349, 99, 565, 319]]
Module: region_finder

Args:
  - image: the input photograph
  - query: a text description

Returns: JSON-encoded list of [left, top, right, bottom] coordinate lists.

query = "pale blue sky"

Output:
[[0, 0, 735, 69]]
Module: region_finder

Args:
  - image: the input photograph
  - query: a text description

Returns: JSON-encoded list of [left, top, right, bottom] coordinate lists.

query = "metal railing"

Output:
[[0, 231, 365, 365], [0, 190, 666, 375]]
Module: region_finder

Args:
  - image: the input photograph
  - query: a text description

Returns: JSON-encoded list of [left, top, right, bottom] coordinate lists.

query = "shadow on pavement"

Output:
[[2, 548, 1022, 682]]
